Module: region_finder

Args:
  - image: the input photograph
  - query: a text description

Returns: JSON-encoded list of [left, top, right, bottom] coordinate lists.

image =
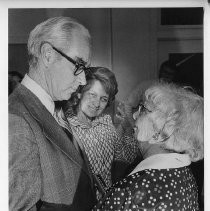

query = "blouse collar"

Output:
[[67, 114, 111, 129], [130, 153, 191, 175]]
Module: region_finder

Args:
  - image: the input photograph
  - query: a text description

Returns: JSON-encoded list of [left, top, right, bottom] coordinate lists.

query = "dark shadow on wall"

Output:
[[169, 53, 203, 97], [9, 44, 29, 76]]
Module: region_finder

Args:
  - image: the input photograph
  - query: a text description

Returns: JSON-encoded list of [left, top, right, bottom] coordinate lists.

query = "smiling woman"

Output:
[[78, 80, 109, 119], [63, 66, 141, 200]]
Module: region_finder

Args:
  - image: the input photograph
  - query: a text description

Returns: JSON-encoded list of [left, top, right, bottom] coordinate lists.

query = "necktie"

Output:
[[53, 109, 83, 155], [53, 109, 69, 130]]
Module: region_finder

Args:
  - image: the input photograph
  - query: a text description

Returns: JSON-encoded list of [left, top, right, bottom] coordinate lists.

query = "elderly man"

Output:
[[9, 17, 96, 211]]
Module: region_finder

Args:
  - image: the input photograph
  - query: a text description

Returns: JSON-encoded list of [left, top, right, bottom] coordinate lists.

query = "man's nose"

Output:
[[77, 71, 86, 85]]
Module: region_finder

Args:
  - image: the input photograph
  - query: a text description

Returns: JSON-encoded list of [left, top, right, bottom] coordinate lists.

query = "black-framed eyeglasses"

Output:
[[133, 103, 152, 120], [43, 42, 90, 76], [138, 103, 152, 114]]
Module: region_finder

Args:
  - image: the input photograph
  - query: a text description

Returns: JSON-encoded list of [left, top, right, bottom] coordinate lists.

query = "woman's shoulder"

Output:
[[111, 167, 196, 198], [130, 166, 193, 181], [95, 114, 114, 126], [94, 167, 198, 210], [67, 115, 89, 129]]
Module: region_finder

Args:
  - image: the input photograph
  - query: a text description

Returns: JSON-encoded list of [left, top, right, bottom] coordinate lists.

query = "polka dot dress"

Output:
[[93, 166, 199, 211]]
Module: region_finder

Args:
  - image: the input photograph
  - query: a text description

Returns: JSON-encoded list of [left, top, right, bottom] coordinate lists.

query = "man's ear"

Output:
[[40, 43, 55, 67]]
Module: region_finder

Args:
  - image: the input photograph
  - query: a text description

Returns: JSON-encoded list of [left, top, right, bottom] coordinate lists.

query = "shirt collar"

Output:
[[21, 74, 55, 115], [67, 114, 111, 128], [130, 153, 191, 175]]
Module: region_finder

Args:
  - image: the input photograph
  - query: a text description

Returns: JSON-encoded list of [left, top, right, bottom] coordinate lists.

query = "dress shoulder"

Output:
[[94, 167, 199, 210]]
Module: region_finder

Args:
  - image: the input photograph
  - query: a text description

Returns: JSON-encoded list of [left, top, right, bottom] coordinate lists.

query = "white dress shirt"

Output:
[[21, 74, 55, 116]]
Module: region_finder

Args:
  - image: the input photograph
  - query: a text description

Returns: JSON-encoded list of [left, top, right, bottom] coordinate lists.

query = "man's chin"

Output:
[[60, 96, 70, 101], [64, 91, 74, 101]]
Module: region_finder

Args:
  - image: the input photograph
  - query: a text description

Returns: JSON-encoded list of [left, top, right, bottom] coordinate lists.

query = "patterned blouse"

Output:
[[93, 166, 199, 211], [67, 114, 139, 191]]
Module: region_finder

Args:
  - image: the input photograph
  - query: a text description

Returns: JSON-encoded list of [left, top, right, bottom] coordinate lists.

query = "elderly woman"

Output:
[[94, 82, 203, 210], [63, 67, 141, 198]]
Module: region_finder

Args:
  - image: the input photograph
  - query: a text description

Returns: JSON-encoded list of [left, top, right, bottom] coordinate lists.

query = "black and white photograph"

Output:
[[1, 0, 209, 210]]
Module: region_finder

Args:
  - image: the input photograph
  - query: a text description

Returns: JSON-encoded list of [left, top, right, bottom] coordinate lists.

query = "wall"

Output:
[[111, 8, 157, 100], [9, 8, 112, 75], [9, 8, 158, 101], [156, 8, 203, 67]]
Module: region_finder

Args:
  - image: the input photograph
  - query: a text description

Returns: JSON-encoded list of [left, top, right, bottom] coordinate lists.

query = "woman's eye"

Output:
[[139, 104, 152, 113], [101, 98, 108, 103], [89, 93, 96, 98]]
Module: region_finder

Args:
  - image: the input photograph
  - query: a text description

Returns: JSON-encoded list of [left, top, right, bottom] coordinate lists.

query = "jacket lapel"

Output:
[[16, 85, 90, 176]]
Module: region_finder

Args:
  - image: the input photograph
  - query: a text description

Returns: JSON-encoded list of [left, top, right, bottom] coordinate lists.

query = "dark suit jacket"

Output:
[[9, 84, 97, 211]]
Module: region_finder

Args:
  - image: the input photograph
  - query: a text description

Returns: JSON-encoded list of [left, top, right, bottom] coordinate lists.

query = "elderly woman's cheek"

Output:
[[133, 110, 140, 120], [136, 117, 154, 142]]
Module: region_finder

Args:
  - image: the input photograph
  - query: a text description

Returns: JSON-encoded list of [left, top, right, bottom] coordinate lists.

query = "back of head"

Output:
[[144, 82, 203, 162], [159, 60, 177, 83], [28, 16, 91, 70], [9, 71, 23, 95], [9, 71, 23, 80]]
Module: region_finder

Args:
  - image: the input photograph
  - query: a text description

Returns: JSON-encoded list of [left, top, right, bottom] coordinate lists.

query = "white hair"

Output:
[[27, 16, 91, 69], [144, 82, 203, 162]]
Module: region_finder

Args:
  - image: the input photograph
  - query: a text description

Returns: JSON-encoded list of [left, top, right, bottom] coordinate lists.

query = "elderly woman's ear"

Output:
[[164, 109, 180, 136], [148, 109, 179, 144]]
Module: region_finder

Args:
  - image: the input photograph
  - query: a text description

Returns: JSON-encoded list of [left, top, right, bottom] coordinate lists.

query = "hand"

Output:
[[115, 101, 135, 128], [115, 102, 126, 121]]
